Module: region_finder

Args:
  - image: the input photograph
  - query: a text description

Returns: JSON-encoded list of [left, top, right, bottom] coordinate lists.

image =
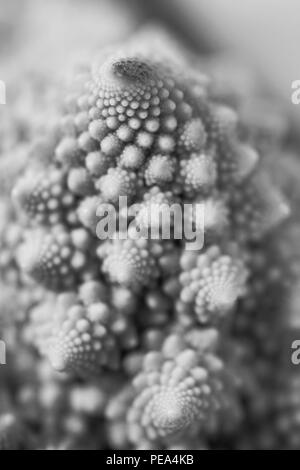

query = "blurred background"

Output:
[[1, 0, 299, 114]]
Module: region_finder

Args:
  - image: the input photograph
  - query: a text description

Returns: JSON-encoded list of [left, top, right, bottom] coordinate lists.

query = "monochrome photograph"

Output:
[[0, 0, 300, 453]]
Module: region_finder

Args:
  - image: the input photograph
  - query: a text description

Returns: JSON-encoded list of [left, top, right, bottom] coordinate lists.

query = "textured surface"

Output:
[[0, 27, 300, 450]]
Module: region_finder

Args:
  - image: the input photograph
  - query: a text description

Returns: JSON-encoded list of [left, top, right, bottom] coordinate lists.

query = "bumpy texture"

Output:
[[1, 30, 300, 450]]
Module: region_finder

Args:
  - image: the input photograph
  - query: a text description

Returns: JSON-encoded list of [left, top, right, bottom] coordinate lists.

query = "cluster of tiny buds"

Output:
[[2, 35, 293, 450]]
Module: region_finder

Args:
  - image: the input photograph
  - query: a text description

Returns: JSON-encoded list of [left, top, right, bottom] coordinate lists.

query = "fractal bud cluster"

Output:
[[1, 31, 300, 450]]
